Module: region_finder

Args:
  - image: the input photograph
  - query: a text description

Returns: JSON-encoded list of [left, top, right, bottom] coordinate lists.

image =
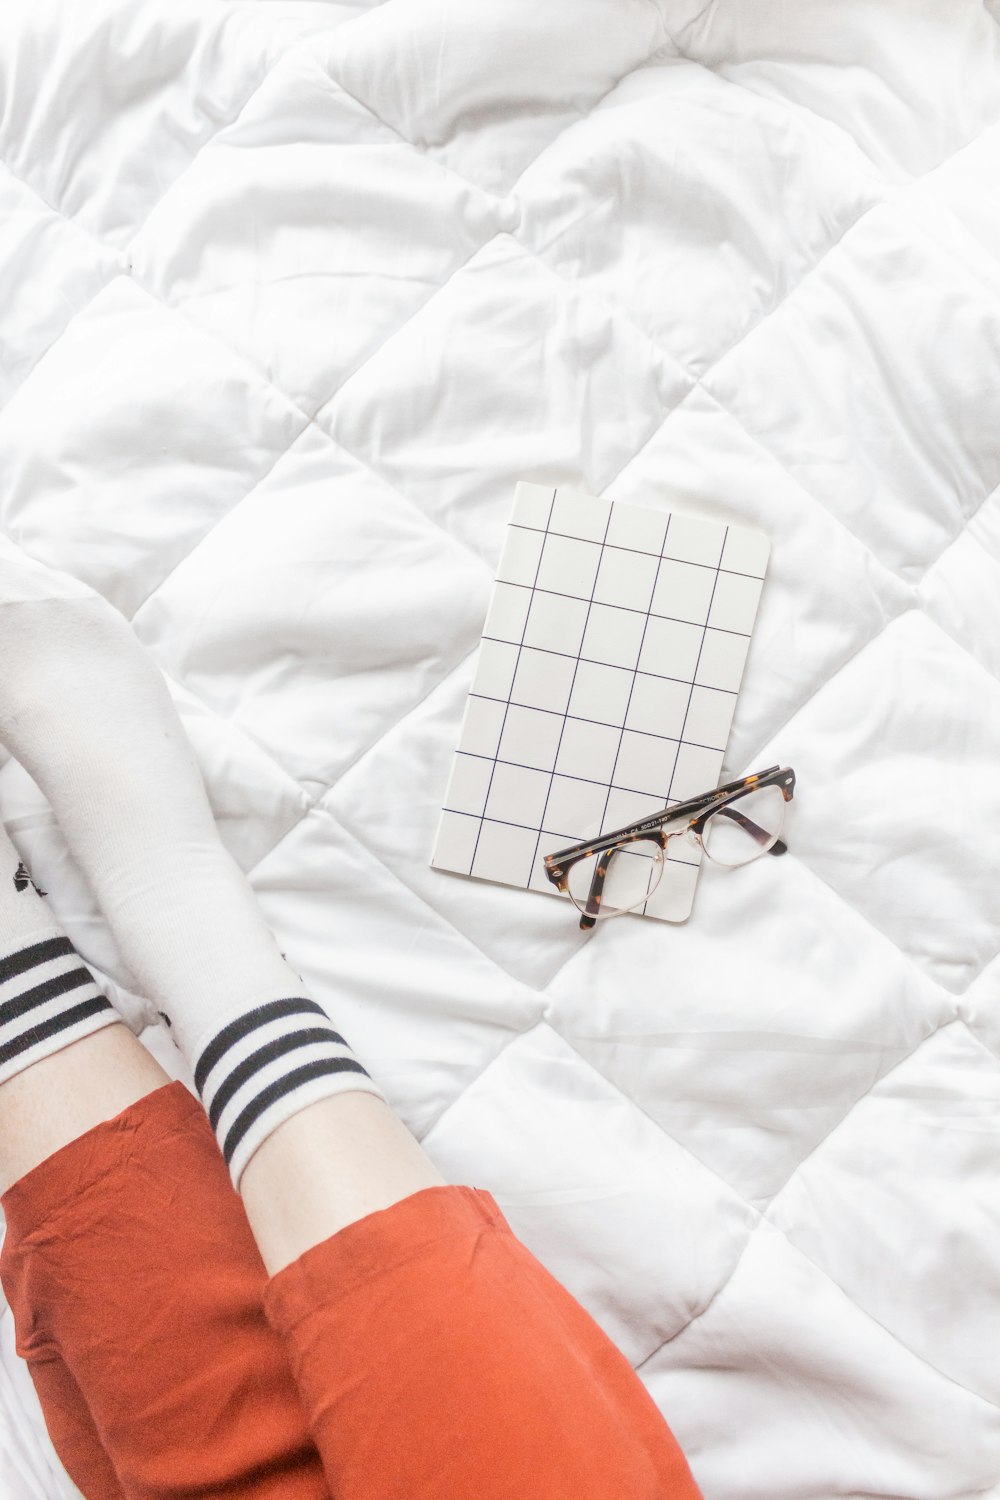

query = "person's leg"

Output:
[[0, 1035, 330, 1500], [263, 1179, 705, 1500], [0, 573, 701, 1498], [0, 811, 136, 1495], [0, 579, 446, 1232], [21, 1355, 124, 1500], [0, 815, 328, 1498], [0, 1030, 157, 1500]]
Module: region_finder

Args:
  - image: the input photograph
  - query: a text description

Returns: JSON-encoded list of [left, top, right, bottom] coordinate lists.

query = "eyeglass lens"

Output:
[[700, 783, 786, 867], [563, 779, 787, 919], [565, 842, 665, 920]]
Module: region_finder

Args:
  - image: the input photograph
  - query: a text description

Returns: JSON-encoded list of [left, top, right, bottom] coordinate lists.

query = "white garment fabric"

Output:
[[0, 818, 118, 1090], [0, 588, 385, 1185], [1, 2, 1000, 1497]]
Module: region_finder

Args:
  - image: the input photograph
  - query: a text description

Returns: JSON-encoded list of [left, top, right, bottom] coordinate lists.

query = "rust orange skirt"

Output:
[[0, 1082, 701, 1499]]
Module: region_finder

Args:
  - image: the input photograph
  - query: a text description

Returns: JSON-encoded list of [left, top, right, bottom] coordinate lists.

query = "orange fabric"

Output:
[[265, 1183, 704, 1500], [18, 1355, 124, 1500], [0, 1082, 327, 1500], [1, 1082, 702, 1500]]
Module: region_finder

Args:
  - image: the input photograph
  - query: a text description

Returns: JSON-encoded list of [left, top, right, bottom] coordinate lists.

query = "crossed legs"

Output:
[[0, 576, 702, 1499]]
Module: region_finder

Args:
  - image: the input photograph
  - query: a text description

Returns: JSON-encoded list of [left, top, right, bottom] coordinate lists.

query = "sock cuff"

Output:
[[0, 927, 118, 1087], [0, 925, 72, 973], [187, 994, 387, 1186]]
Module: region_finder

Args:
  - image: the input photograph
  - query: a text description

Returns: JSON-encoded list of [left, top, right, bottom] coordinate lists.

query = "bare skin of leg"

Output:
[[0, 1020, 447, 1276], [240, 1093, 448, 1276], [0, 1024, 171, 1195]]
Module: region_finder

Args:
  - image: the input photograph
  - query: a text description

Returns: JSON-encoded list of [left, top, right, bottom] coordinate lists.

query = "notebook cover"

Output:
[[431, 481, 770, 922]]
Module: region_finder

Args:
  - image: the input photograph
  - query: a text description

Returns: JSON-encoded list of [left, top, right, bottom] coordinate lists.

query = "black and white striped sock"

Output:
[[0, 825, 118, 1088], [0, 583, 386, 1190], [191, 997, 377, 1186]]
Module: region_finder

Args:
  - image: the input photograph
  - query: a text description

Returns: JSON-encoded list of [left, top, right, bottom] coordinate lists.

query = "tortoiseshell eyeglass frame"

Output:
[[542, 765, 796, 931]]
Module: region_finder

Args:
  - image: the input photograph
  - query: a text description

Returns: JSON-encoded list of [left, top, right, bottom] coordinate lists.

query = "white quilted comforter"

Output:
[[3, 3, 1000, 1496]]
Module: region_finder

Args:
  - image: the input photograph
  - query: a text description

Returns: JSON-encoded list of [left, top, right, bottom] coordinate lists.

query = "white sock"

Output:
[[0, 819, 119, 1086], [0, 571, 386, 1186]]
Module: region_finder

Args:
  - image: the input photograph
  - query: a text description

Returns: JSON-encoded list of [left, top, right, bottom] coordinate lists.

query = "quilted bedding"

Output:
[[3, 1, 1000, 1496]]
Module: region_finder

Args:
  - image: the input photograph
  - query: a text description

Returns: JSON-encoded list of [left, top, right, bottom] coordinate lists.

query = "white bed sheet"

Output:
[[2, 3, 1000, 1496]]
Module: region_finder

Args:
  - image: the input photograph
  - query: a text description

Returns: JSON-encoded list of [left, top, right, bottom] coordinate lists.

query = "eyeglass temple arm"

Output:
[[671, 766, 781, 824], [577, 855, 611, 932], [714, 805, 787, 855], [548, 768, 788, 869]]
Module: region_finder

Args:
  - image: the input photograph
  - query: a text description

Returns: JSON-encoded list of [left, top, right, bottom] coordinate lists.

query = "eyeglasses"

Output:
[[542, 765, 796, 930]]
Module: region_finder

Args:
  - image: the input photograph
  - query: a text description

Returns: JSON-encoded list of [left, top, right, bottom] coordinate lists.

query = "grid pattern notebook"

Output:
[[431, 482, 770, 922]]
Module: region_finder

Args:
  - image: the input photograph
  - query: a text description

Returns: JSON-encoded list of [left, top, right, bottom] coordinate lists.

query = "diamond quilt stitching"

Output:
[[657, 1, 1000, 182], [235, 43, 1000, 613], [456, 1013, 996, 1416], [0, 37, 958, 965], [641, 1212, 1000, 1415], [747, 610, 1000, 992], [0, 51, 273, 276], [2, 5, 1000, 1494]]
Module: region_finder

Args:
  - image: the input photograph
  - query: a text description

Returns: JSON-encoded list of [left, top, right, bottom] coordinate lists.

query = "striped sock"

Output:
[[0, 581, 386, 1189], [191, 997, 377, 1186], [0, 824, 118, 1088]]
